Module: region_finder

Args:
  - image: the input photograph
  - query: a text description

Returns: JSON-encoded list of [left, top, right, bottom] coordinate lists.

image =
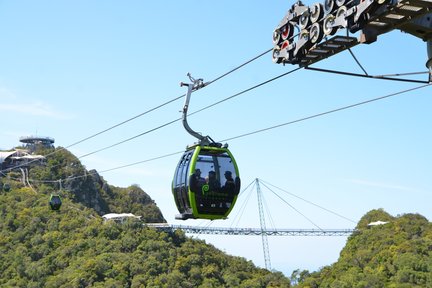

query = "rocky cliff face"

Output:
[[24, 147, 165, 223]]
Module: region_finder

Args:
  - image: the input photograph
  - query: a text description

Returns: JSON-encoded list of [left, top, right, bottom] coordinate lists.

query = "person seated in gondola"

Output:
[[222, 171, 236, 193], [206, 170, 221, 192], [190, 168, 206, 194]]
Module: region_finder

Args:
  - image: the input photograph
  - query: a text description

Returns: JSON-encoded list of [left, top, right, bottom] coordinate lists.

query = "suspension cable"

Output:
[[22, 82, 432, 185], [374, 71, 429, 78], [190, 67, 302, 116], [260, 179, 356, 224], [71, 48, 273, 150], [65, 96, 184, 150], [262, 181, 323, 230], [4, 64, 428, 175], [76, 66, 425, 161], [74, 67, 303, 160], [229, 179, 257, 228], [305, 66, 430, 84], [0, 48, 272, 173], [206, 48, 273, 85], [78, 119, 181, 159], [346, 30, 369, 76], [348, 48, 369, 76], [221, 83, 431, 142]]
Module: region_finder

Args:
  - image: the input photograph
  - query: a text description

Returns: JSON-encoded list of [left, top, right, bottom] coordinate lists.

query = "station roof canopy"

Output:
[[102, 213, 141, 221], [0, 150, 45, 165], [0, 151, 19, 165]]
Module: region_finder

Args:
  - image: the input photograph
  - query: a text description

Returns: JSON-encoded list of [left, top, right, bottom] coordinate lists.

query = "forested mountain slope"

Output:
[[0, 147, 290, 287], [295, 209, 432, 287], [25, 147, 165, 222]]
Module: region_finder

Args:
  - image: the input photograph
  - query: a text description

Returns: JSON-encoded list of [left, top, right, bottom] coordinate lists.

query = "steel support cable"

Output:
[[78, 118, 181, 159], [68, 48, 273, 151], [190, 67, 303, 116], [347, 48, 368, 76], [76, 67, 303, 159], [0, 48, 272, 173], [262, 190, 277, 230], [375, 71, 429, 78], [10, 64, 423, 174], [230, 179, 256, 229], [221, 83, 431, 143], [0, 100, 183, 174], [346, 30, 369, 76], [192, 217, 216, 238], [25, 151, 184, 185], [205, 48, 273, 86], [63, 151, 184, 182], [229, 181, 253, 228], [305, 66, 431, 84], [262, 181, 324, 231], [23, 82, 431, 185], [65, 96, 184, 150], [14, 68, 305, 184], [259, 179, 356, 224], [195, 219, 216, 230]]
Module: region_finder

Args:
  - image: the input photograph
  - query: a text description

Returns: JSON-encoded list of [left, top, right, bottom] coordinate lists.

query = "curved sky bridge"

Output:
[[145, 223, 356, 237]]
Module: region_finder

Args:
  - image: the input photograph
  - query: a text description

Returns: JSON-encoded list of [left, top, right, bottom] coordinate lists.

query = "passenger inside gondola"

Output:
[[190, 168, 206, 194], [206, 170, 221, 192], [222, 170, 236, 193]]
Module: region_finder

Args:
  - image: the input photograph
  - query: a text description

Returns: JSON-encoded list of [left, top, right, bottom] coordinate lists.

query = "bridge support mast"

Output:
[[256, 179, 271, 270]]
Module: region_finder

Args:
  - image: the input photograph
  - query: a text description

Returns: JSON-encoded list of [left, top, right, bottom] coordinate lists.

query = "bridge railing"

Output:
[[145, 223, 355, 236]]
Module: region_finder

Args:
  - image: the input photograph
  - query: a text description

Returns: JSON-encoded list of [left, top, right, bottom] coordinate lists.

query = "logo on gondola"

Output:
[[201, 184, 210, 195]]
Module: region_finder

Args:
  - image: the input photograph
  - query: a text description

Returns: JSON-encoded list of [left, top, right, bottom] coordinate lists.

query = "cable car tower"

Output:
[[272, 0, 432, 76]]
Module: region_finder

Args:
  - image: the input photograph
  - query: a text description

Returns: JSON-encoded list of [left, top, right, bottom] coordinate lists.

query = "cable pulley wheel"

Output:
[[280, 40, 290, 50], [272, 47, 282, 63], [324, 0, 336, 14], [273, 30, 281, 45], [281, 40, 293, 61], [335, 0, 346, 7], [310, 22, 324, 44], [299, 11, 311, 29], [300, 29, 314, 51], [323, 15, 337, 35], [281, 23, 294, 40], [310, 3, 324, 23]]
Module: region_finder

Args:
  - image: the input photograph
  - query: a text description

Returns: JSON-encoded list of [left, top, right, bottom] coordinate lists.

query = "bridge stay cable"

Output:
[[259, 179, 356, 224], [229, 179, 256, 229]]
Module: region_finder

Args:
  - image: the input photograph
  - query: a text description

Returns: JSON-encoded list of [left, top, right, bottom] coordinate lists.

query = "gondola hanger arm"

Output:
[[180, 73, 213, 146]]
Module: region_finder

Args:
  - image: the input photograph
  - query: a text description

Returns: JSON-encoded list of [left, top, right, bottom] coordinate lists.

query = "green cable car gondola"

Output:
[[49, 194, 62, 211], [3, 183, 11, 192], [172, 74, 241, 220]]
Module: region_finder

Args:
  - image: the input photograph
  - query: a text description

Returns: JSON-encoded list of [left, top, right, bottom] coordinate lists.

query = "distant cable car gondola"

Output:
[[3, 183, 11, 192], [172, 74, 241, 220], [49, 194, 62, 211], [49, 180, 63, 211]]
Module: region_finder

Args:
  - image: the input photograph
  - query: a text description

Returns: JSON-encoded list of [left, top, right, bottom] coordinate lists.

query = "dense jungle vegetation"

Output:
[[1, 147, 431, 287], [0, 147, 290, 287], [294, 209, 432, 287]]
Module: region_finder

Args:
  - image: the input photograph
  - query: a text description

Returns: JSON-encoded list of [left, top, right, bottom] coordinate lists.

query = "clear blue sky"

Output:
[[1, 0, 431, 276]]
